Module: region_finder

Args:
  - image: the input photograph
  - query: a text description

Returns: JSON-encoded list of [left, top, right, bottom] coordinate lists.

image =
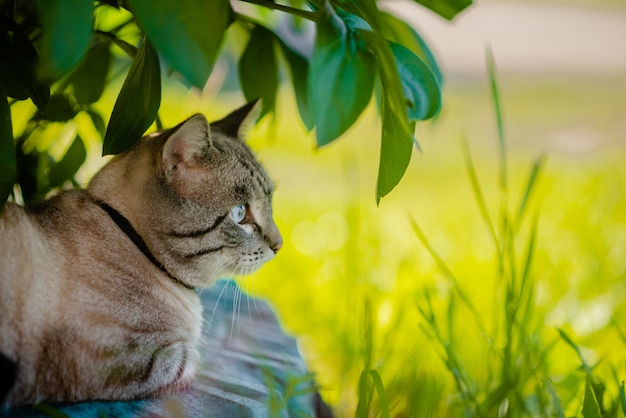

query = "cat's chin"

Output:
[[215, 262, 267, 279], [198, 265, 263, 286], [237, 260, 274, 275]]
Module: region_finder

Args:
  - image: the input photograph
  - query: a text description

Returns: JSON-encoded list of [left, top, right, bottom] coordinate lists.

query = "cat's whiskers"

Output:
[[197, 255, 239, 298], [227, 265, 247, 349], [241, 275, 254, 330], [239, 273, 261, 329], [203, 257, 240, 334], [231, 266, 263, 349]]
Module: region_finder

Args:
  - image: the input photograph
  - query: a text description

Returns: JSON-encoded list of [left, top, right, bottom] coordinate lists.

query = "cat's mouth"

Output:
[[232, 250, 276, 275]]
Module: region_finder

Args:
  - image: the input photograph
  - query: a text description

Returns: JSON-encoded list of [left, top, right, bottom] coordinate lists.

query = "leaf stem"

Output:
[[94, 30, 138, 58], [237, 0, 319, 22]]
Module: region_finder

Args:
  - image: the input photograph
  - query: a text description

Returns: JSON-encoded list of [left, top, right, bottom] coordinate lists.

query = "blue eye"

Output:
[[230, 205, 246, 224]]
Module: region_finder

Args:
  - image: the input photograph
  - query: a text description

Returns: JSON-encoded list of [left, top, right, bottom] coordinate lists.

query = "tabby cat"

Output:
[[0, 101, 282, 408]]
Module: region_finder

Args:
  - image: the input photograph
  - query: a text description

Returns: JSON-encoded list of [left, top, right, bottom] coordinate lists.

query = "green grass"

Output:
[[245, 69, 626, 415]]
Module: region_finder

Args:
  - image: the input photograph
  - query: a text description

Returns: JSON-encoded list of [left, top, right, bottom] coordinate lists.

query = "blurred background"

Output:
[[241, 0, 626, 415], [244, 0, 626, 414], [162, 0, 626, 415]]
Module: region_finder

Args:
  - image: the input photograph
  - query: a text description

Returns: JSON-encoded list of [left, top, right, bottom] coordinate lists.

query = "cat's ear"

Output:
[[162, 114, 210, 174], [211, 99, 261, 140]]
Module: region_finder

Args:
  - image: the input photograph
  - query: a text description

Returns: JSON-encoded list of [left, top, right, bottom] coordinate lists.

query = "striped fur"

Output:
[[0, 101, 281, 407]]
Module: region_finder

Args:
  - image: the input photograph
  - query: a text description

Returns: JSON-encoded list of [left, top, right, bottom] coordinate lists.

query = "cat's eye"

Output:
[[230, 204, 253, 224]]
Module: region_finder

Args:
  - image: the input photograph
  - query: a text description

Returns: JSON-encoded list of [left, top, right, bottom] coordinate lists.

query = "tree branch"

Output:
[[238, 0, 319, 22]]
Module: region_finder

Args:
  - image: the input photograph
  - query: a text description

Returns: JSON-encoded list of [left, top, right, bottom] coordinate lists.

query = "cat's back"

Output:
[[0, 190, 120, 345], [0, 190, 94, 280], [0, 194, 73, 366], [0, 198, 64, 292], [1, 190, 204, 406], [0, 188, 153, 313]]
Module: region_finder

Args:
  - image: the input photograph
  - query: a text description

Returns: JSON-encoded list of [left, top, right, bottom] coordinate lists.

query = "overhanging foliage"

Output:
[[0, 0, 471, 208]]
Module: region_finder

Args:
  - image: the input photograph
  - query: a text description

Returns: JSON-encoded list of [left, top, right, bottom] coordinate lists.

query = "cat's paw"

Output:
[[148, 342, 197, 397]]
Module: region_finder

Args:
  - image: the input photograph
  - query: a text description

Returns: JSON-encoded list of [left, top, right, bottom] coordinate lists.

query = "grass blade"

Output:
[[557, 328, 584, 360], [409, 217, 461, 291], [356, 369, 370, 418], [357, 298, 375, 418], [558, 328, 593, 377], [461, 137, 499, 248], [486, 46, 506, 191], [519, 210, 539, 319], [582, 376, 602, 418], [516, 155, 546, 227], [546, 379, 566, 418], [409, 217, 492, 353], [368, 369, 391, 418], [610, 318, 626, 347], [409, 217, 472, 311], [619, 381, 626, 416]]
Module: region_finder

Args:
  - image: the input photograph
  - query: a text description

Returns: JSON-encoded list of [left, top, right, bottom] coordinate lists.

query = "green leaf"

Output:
[[308, 3, 376, 146], [389, 42, 441, 121], [103, 38, 161, 156], [379, 12, 442, 84], [582, 377, 602, 418], [129, 0, 231, 89], [376, 96, 413, 202], [34, 95, 77, 122], [69, 42, 111, 105], [48, 135, 86, 189], [0, 81, 15, 211], [356, 28, 413, 202], [0, 15, 50, 110], [277, 40, 313, 131], [86, 109, 106, 138], [337, 10, 372, 31], [350, 0, 416, 201], [37, 0, 94, 78], [239, 26, 279, 119], [414, 0, 473, 21], [15, 144, 40, 204]]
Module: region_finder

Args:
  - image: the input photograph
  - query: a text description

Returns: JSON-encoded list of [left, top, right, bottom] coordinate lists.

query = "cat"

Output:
[[0, 100, 282, 408]]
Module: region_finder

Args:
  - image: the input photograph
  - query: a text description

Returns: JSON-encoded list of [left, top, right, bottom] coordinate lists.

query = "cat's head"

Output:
[[89, 101, 282, 288]]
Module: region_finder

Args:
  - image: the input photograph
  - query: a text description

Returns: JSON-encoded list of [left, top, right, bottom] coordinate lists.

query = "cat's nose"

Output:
[[271, 237, 283, 254]]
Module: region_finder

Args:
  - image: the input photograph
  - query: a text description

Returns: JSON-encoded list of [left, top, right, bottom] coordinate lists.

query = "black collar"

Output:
[[95, 200, 195, 291]]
